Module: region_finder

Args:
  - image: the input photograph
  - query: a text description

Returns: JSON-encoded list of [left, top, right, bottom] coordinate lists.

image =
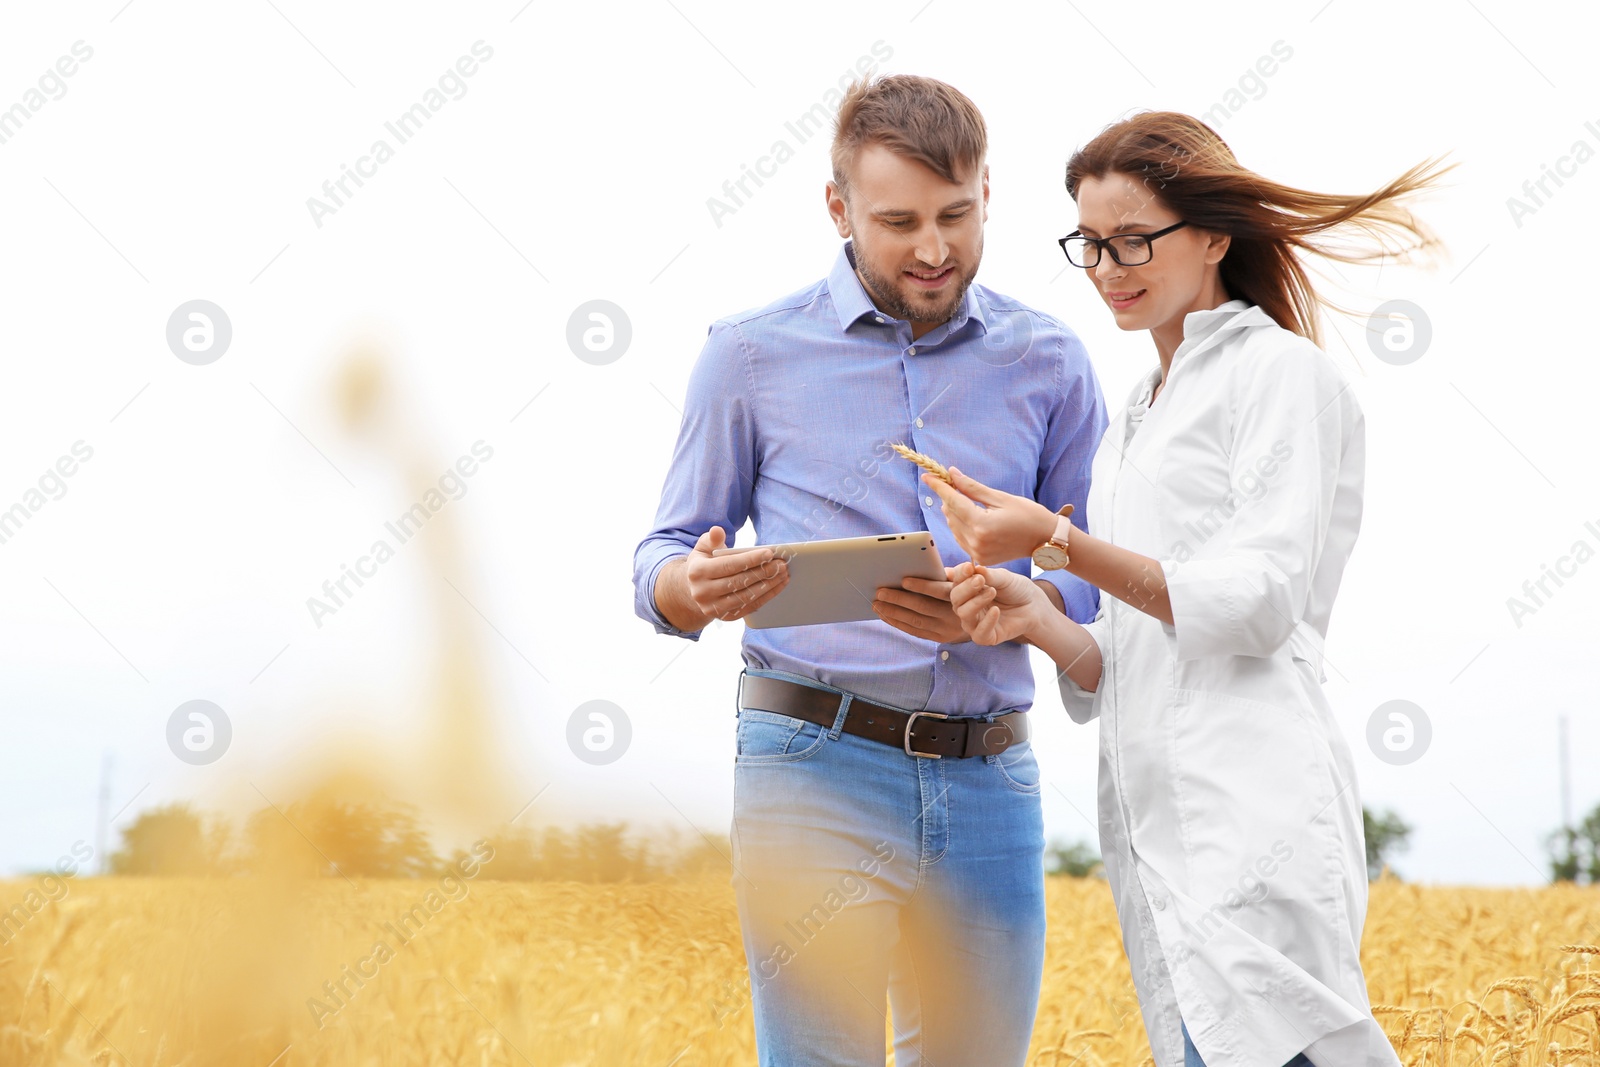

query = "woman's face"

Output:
[[1072, 171, 1228, 334]]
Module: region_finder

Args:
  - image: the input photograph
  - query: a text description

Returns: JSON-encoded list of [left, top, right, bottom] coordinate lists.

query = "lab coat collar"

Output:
[[1136, 301, 1275, 410], [1169, 300, 1275, 374], [1181, 297, 1254, 341]]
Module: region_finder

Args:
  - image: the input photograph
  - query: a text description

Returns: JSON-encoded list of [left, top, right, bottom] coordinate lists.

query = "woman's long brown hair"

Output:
[[1065, 112, 1453, 347]]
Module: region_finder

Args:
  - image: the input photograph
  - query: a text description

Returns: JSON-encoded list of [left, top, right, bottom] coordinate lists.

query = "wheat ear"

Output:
[[889, 442, 952, 483]]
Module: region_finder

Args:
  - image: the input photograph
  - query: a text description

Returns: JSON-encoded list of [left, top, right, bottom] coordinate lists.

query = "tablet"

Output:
[[711, 531, 946, 629]]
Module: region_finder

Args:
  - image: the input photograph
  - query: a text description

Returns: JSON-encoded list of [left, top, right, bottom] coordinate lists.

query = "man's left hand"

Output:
[[872, 577, 973, 644]]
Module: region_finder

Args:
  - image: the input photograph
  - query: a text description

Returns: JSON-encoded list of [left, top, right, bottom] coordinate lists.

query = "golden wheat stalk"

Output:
[[889, 442, 952, 483]]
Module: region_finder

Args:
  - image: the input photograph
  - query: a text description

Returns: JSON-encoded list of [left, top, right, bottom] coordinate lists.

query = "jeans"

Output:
[[730, 667, 1047, 1067], [1182, 1020, 1314, 1066]]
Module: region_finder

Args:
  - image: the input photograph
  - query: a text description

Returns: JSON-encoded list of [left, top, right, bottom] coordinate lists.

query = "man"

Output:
[[631, 75, 1107, 1066]]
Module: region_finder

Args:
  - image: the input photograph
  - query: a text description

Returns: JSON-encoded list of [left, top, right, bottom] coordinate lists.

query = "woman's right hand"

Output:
[[945, 561, 1047, 646], [922, 468, 1059, 566]]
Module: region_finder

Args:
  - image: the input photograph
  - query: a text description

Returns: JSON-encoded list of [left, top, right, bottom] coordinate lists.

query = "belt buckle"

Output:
[[904, 710, 949, 759]]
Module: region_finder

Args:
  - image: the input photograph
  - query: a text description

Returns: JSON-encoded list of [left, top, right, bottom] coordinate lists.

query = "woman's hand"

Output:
[[944, 561, 1048, 646], [922, 467, 1060, 566]]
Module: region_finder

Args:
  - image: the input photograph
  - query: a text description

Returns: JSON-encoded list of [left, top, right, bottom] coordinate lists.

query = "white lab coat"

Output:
[[1058, 301, 1399, 1067]]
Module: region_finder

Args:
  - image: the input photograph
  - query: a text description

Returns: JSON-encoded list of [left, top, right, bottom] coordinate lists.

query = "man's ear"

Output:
[[981, 163, 990, 223], [826, 181, 851, 238]]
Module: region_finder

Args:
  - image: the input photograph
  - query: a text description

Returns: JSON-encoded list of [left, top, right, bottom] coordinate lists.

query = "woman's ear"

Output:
[[1205, 230, 1231, 264]]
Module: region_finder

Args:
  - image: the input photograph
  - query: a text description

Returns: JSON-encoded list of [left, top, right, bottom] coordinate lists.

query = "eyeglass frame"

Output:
[[1057, 220, 1190, 268]]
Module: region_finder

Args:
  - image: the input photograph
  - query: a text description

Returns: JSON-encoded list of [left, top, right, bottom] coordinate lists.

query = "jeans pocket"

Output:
[[989, 738, 1041, 795], [734, 709, 829, 765]]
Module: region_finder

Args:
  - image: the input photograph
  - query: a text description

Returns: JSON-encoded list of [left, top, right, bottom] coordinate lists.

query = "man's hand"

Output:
[[922, 467, 1060, 566], [675, 526, 789, 626], [873, 575, 973, 644], [945, 561, 1048, 646]]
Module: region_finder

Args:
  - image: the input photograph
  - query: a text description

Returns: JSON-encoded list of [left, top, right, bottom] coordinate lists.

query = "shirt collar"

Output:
[[827, 241, 877, 331], [827, 241, 985, 338], [1180, 298, 1252, 343]]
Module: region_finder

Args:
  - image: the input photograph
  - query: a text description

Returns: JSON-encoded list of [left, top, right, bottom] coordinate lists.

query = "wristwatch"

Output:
[[1031, 503, 1074, 570]]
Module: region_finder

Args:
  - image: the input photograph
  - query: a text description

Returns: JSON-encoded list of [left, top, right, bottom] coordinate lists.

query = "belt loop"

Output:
[[828, 693, 852, 740], [975, 710, 996, 760], [735, 668, 748, 716]]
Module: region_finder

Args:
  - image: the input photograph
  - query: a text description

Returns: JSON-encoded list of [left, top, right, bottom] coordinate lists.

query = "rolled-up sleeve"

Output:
[[1161, 342, 1359, 660], [1055, 607, 1110, 724], [1033, 325, 1108, 626], [631, 321, 759, 640]]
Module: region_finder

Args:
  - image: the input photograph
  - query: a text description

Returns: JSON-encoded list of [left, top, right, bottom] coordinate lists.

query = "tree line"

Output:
[[99, 796, 1600, 884], [106, 798, 728, 882], [98, 796, 1431, 883]]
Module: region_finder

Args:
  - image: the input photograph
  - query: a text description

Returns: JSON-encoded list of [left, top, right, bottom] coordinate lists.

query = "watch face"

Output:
[[1033, 545, 1069, 570]]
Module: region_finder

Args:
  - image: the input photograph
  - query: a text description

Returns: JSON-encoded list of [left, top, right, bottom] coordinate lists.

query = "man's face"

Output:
[[827, 143, 989, 335]]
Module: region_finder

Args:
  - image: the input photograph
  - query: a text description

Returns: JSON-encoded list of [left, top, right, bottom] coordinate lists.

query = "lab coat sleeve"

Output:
[[1055, 604, 1111, 723], [1160, 339, 1360, 660]]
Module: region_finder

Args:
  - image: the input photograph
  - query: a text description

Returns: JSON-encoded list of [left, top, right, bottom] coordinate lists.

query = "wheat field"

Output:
[[2, 875, 1599, 1066]]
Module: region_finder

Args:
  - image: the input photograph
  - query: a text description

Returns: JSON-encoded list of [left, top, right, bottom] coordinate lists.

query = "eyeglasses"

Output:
[[1058, 220, 1189, 268]]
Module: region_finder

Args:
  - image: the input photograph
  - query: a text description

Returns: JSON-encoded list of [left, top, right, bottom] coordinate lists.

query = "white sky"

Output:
[[1, 0, 1596, 885]]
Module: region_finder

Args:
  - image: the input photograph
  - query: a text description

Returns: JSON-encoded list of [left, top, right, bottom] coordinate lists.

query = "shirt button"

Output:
[[1150, 895, 1167, 911], [915, 417, 924, 428], [875, 316, 885, 324], [940, 650, 950, 661], [924, 496, 934, 507], [908, 346, 917, 355]]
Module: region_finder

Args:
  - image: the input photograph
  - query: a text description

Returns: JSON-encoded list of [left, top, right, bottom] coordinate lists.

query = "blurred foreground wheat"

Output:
[[2, 877, 1597, 1066]]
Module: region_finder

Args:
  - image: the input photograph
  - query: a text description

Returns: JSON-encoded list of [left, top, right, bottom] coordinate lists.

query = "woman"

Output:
[[920, 113, 1449, 1066]]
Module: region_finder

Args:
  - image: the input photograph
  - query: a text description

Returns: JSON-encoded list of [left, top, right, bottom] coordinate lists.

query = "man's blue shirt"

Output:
[[632, 241, 1108, 717]]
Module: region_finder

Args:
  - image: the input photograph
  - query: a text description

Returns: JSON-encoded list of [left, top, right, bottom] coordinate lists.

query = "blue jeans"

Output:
[[730, 668, 1047, 1067], [1182, 1021, 1314, 1066]]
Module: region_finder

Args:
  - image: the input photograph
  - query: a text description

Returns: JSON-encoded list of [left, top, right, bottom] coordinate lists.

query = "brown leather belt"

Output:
[[738, 673, 1029, 759]]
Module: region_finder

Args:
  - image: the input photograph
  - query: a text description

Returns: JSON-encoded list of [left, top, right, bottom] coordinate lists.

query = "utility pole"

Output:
[[95, 750, 112, 875], [1560, 714, 1572, 835]]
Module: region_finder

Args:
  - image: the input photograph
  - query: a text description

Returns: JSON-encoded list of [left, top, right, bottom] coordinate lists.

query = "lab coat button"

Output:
[[1150, 894, 1166, 911]]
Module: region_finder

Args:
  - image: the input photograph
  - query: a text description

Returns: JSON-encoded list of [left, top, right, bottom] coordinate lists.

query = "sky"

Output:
[[1, 0, 1597, 886]]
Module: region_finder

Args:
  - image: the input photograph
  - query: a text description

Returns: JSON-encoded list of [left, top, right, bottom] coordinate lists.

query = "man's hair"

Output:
[[830, 75, 986, 199]]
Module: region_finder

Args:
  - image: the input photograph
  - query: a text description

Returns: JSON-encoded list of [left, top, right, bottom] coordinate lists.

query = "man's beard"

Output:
[[854, 245, 981, 329]]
